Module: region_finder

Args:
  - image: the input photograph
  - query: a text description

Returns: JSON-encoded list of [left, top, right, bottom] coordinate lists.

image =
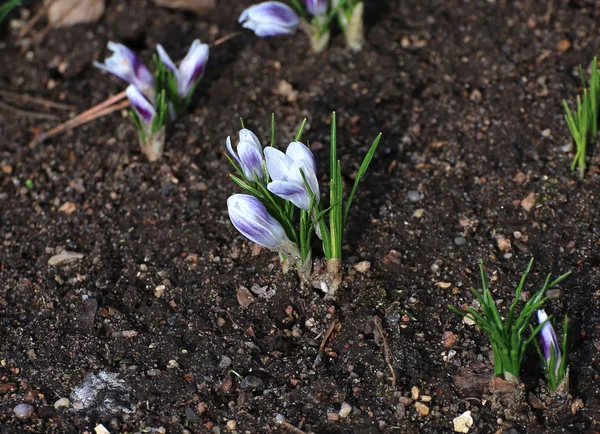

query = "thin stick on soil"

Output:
[[0, 89, 73, 111], [373, 315, 396, 388], [274, 415, 308, 434], [29, 99, 129, 147], [18, 0, 59, 38], [0, 100, 60, 121], [319, 320, 339, 351], [29, 90, 127, 146]]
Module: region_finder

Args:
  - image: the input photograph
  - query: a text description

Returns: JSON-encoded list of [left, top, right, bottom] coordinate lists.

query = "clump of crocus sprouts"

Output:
[[238, 0, 365, 53], [94, 40, 209, 161], [449, 259, 570, 385], [226, 113, 381, 298], [534, 309, 569, 393]]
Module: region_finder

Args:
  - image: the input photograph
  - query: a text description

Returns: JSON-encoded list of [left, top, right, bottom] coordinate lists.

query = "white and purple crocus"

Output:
[[94, 42, 155, 99], [265, 141, 319, 211], [227, 194, 291, 249], [238, 1, 300, 37], [126, 85, 156, 132], [537, 309, 561, 376], [156, 39, 209, 100], [226, 129, 265, 182]]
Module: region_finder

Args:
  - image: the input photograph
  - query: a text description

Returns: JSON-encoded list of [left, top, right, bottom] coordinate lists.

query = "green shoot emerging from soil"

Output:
[[563, 57, 600, 179], [449, 259, 571, 384]]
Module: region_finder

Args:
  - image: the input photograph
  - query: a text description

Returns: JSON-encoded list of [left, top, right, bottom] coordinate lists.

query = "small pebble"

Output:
[[219, 356, 232, 369], [353, 261, 371, 273], [414, 402, 430, 416], [411, 386, 420, 400], [154, 284, 165, 298], [396, 403, 406, 418], [327, 412, 340, 421], [454, 237, 467, 246], [453, 410, 473, 433], [407, 190, 423, 202], [497, 237, 511, 252], [413, 208, 424, 218], [547, 289, 562, 300], [54, 398, 70, 409], [226, 420, 237, 430], [14, 403, 34, 419], [339, 402, 352, 418]]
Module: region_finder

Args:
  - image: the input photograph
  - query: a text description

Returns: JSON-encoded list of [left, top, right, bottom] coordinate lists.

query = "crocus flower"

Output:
[[537, 309, 561, 375], [264, 141, 319, 210], [94, 42, 154, 97], [306, 0, 327, 16], [226, 129, 265, 182], [156, 40, 209, 99], [227, 194, 290, 249], [238, 1, 300, 37]]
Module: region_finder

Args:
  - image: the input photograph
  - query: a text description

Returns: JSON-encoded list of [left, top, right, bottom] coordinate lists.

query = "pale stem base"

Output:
[[299, 20, 330, 53], [140, 127, 165, 162], [345, 2, 364, 51]]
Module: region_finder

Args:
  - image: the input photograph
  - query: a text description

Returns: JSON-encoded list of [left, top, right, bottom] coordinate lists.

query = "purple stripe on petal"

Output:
[[238, 141, 264, 181], [227, 194, 289, 248], [239, 1, 299, 37], [126, 85, 156, 124], [537, 309, 561, 367], [179, 40, 209, 97], [268, 180, 311, 210], [305, 0, 327, 16]]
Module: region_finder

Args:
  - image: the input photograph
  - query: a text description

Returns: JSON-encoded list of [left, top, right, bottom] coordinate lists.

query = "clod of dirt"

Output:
[[70, 371, 134, 414], [48, 250, 84, 266], [236, 286, 255, 309], [454, 363, 493, 391], [152, 0, 215, 14], [45, 0, 105, 27]]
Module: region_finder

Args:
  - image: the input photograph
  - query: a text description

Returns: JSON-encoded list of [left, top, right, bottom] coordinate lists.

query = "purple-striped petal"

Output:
[[286, 141, 316, 172], [264, 147, 292, 182], [156, 44, 178, 73], [178, 40, 209, 97], [268, 180, 311, 210], [305, 0, 327, 16], [227, 194, 289, 248], [239, 1, 299, 37], [94, 42, 154, 93], [126, 85, 155, 125], [239, 128, 262, 153], [537, 309, 561, 373], [226, 136, 241, 164], [238, 141, 264, 181]]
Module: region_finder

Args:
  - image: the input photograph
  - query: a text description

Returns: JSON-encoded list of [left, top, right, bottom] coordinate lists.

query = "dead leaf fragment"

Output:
[[45, 0, 105, 27], [152, 0, 215, 14], [236, 286, 255, 309], [48, 250, 84, 266], [521, 192, 536, 212]]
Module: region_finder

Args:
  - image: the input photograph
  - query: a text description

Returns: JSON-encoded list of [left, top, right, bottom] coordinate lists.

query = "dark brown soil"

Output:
[[1, 0, 600, 433]]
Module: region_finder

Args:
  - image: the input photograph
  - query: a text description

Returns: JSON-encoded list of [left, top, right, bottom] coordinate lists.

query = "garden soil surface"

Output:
[[2, 0, 600, 433]]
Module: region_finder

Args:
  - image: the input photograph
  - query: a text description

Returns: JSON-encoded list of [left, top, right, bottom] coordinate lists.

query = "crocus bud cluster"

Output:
[[238, 0, 365, 52], [94, 39, 209, 160], [226, 125, 319, 280]]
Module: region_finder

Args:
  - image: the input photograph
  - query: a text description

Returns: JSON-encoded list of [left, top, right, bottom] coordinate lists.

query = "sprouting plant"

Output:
[[238, 0, 365, 53], [533, 310, 569, 392], [225, 113, 381, 297], [0, 0, 20, 26], [449, 259, 571, 384], [94, 40, 209, 161], [562, 57, 600, 179]]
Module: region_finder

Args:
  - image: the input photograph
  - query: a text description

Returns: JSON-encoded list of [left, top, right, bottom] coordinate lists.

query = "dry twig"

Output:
[[373, 315, 396, 388], [0, 100, 60, 120], [0, 89, 73, 111], [319, 320, 339, 351]]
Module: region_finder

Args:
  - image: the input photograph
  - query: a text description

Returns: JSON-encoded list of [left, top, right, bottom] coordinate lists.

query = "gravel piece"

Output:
[[13, 403, 34, 419]]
